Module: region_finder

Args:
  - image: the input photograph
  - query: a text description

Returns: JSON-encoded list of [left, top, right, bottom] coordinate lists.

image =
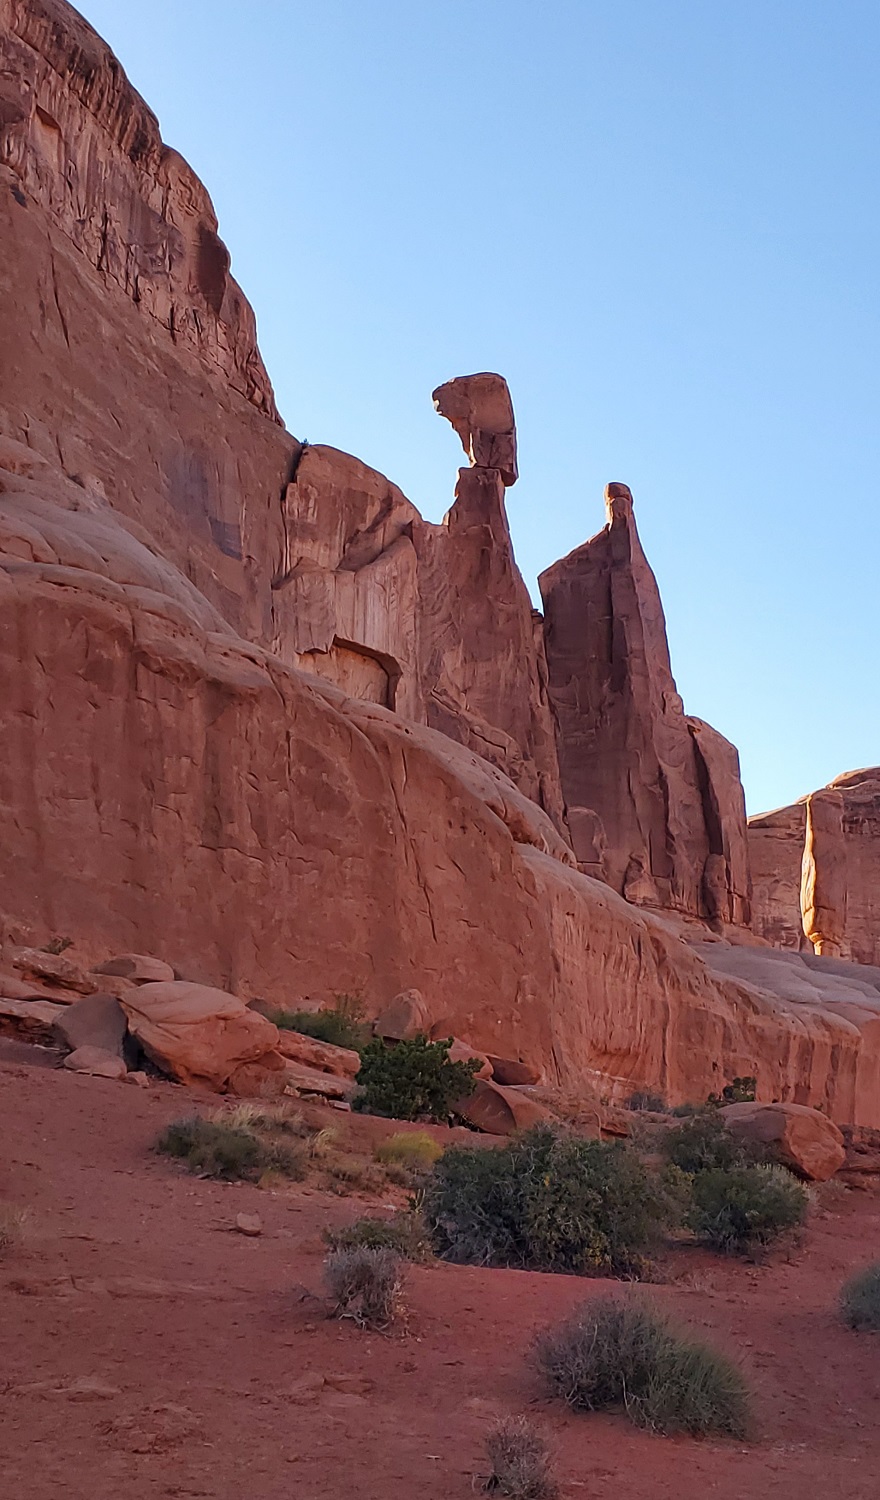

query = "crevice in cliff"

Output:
[[48, 251, 70, 348]]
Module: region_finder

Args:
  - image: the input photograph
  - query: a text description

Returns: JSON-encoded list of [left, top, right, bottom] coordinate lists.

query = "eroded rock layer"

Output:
[[749, 769, 880, 967], [539, 483, 751, 924], [2, 0, 880, 1125]]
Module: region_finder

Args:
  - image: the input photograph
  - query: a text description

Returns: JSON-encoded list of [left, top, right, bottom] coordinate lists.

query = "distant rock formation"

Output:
[[750, 769, 880, 965], [539, 482, 751, 924]]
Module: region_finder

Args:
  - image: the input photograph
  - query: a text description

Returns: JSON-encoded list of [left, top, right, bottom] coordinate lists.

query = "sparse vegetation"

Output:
[[484, 1415, 557, 1499], [840, 1263, 880, 1331], [688, 1164, 809, 1254], [708, 1076, 758, 1106], [268, 993, 370, 1052], [353, 1034, 480, 1122], [374, 1129, 443, 1171], [534, 1296, 751, 1438], [662, 1108, 766, 1175], [0, 1204, 29, 1256], [626, 1090, 666, 1113], [323, 1244, 406, 1328], [324, 1209, 432, 1261], [154, 1113, 308, 1182], [423, 1125, 683, 1277]]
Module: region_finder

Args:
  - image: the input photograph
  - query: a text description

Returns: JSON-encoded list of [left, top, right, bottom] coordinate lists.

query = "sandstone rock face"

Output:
[[539, 483, 751, 922], [3, 0, 880, 1128], [719, 1101, 846, 1182], [119, 982, 281, 1090], [749, 769, 880, 966]]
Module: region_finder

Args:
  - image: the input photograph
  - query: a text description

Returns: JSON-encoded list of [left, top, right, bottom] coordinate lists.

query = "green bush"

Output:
[[626, 1090, 666, 1113], [535, 1297, 751, 1438], [154, 1116, 307, 1182], [323, 1244, 405, 1328], [662, 1108, 766, 1175], [324, 1210, 432, 1262], [269, 993, 370, 1052], [353, 1034, 479, 1122], [485, 1415, 558, 1499], [688, 1164, 809, 1254], [840, 1264, 880, 1331], [707, 1076, 758, 1106], [423, 1125, 682, 1277]]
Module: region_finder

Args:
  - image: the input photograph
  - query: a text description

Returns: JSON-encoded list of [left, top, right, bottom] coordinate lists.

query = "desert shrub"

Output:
[[154, 1116, 307, 1182], [374, 1130, 443, 1170], [662, 1108, 766, 1175], [688, 1164, 809, 1254], [534, 1296, 751, 1438], [0, 1204, 29, 1256], [269, 993, 370, 1052], [485, 1415, 557, 1499], [324, 1209, 432, 1261], [626, 1090, 666, 1113], [323, 1244, 406, 1328], [840, 1263, 880, 1331], [423, 1125, 682, 1277], [353, 1034, 479, 1122], [707, 1076, 758, 1106], [324, 1155, 386, 1194]]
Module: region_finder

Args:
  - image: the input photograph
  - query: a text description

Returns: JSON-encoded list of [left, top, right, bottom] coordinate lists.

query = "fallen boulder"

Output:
[[54, 993, 127, 1058], [0, 996, 65, 1044], [373, 989, 430, 1041], [275, 1029, 361, 1079], [452, 1078, 555, 1136], [62, 1046, 127, 1080], [485, 1055, 542, 1086], [720, 1101, 846, 1181], [11, 948, 96, 996], [119, 981, 281, 1091], [282, 1061, 357, 1102], [447, 1038, 493, 1080], [92, 954, 176, 984]]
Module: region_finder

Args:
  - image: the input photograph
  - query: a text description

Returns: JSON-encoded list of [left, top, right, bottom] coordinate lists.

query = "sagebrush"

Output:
[[840, 1263, 880, 1331], [423, 1125, 683, 1277], [484, 1415, 557, 1499], [688, 1163, 809, 1253], [353, 1034, 479, 1122], [324, 1210, 432, 1262], [323, 1244, 406, 1328], [662, 1108, 767, 1175], [154, 1113, 307, 1182], [535, 1296, 751, 1438], [0, 1204, 29, 1256]]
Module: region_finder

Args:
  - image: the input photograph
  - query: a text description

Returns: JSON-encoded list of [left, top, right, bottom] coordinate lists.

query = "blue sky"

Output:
[[81, 0, 879, 815]]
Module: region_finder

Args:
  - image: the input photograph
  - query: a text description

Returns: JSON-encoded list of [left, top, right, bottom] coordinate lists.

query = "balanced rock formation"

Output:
[[749, 769, 880, 965], [2, 0, 880, 1127], [540, 483, 751, 923]]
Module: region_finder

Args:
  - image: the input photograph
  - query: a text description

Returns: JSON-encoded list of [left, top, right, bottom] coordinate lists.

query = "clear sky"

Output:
[[80, 0, 879, 816]]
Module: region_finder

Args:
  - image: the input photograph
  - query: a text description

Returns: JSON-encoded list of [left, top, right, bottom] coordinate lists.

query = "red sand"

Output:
[[2, 1046, 878, 1499]]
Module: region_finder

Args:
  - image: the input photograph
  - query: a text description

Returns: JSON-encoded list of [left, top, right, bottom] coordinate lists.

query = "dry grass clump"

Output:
[[840, 1263, 880, 1331], [0, 1204, 29, 1256], [323, 1244, 406, 1328], [534, 1296, 751, 1438], [324, 1209, 432, 1262], [484, 1415, 557, 1499], [374, 1129, 443, 1171], [154, 1112, 308, 1182]]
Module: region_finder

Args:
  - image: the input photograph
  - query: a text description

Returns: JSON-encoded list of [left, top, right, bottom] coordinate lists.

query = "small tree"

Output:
[[353, 1034, 479, 1122]]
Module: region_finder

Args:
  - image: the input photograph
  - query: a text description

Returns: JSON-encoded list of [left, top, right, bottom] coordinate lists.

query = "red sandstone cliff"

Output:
[[2, 0, 880, 1125]]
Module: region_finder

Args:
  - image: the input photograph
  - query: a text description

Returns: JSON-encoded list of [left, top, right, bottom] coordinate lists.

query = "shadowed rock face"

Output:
[[539, 483, 751, 924], [750, 769, 880, 966], [3, 0, 880, 1125]]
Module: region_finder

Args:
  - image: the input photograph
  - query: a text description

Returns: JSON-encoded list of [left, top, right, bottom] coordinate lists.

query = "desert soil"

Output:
[[1, 1042, 878, 1500]]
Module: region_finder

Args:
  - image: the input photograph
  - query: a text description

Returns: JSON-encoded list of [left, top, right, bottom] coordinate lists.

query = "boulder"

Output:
[[446, 1038, 493, 1080], [275, 1030, 361, 1079], [10, 948, 96, 995], [62, 1046, 127, 1080], [282, 1062, 356, 1102], [452, 1079, 555, 1136], [92, 954, 176, 984], [227, 1052, 288, 1098], [0, 996, 65, 1044], [54, 993, 127, 1058], [119, 981, 281, 1091], [432, 371, 518, 486], [485, 1055, 542, 1086], [720, 1101, 846, 1182], [373, 990, 430, 1042]]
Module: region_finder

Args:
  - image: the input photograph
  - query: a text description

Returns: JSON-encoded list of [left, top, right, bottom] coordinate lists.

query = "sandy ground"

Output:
[[1, 1042, 879, 1500]]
